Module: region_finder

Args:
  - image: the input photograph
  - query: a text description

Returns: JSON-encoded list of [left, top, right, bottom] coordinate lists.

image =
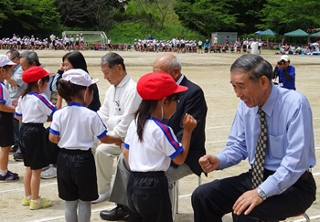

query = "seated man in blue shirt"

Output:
[[192, 54, 316, 222], [204, 39, 210, 53], [274, 55, 296, 90]]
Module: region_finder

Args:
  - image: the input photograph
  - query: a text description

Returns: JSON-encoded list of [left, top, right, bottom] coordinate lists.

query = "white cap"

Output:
[[280, 55, 290, 61], [0, 55, 16, 67], [62, 69, 99, 87]]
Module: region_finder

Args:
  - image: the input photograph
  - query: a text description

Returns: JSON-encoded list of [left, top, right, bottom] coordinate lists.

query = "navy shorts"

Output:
[[127, 171, 172, 222], [0, 112, 14, 147], [57, 148, 98, 201], [20, 123, 49, 170]]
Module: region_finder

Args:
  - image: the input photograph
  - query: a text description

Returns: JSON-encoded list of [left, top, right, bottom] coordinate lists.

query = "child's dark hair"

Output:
[[58, 79, 94, 103], [135, 93, 179, 141], [21, 75, 50, 98]]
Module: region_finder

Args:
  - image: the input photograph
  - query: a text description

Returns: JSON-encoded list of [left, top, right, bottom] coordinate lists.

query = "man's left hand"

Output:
[[232, 189, 263, 216]]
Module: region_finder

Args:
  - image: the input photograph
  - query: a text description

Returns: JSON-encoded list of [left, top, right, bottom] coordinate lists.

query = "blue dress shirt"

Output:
[[217, 84, 316, 197]]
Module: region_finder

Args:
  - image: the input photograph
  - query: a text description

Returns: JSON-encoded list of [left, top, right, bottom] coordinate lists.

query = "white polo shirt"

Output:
[[124, 117, 183, 172], [0, 82, 12, 107], [97, 74, 141, 140], [15, 92, 56, 123], [50, 102, 108, 151]]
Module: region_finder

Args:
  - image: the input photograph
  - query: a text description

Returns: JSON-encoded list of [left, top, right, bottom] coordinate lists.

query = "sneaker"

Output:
[[29, 197, 52, 210], [22, 196, 31, 206], [41, 165, 57, 179], [0, 170, 19, 182], [13, 148, 23, 161]]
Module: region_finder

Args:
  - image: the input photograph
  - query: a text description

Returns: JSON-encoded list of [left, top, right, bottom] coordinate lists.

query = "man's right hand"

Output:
[[199, 154, 220, 173]]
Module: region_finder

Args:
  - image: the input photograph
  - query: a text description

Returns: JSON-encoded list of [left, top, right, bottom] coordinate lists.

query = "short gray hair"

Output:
[[100, 52, 126, 71], [167, 56, 182, 74], [20, 51, 41, 66], [7, 49, 20, 60], [230, 54, 272, 82]]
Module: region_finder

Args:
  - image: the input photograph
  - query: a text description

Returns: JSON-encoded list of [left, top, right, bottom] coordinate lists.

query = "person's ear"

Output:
[[162, 97, 168, 105], [260, 76, 269, 88], [117, 64, 122, 72]]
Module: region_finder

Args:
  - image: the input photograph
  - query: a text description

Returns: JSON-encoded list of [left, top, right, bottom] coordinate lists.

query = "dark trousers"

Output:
[[127, 171, 173, 222], [192, 170, 316, 222]]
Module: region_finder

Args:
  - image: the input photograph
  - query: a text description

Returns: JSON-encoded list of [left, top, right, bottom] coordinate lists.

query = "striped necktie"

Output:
[[252, 108, 267, 189]]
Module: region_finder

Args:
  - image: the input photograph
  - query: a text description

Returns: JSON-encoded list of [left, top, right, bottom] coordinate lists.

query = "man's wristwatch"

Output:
[[257, 188, 267, 201]]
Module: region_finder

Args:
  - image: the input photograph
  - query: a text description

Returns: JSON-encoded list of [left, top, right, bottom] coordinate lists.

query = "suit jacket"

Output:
[[164, 76, 207, 176]]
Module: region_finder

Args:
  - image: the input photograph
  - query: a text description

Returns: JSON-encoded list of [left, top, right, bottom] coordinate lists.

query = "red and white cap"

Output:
[[22, 66, 50, 83], [137, 71, 188, 100]]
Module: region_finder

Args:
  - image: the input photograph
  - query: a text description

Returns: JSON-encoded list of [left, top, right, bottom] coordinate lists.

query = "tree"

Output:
[[122, 0, 177, 31], [173, 0, 244, 36], [230, 0, 267, 34], [259, 0, 320, 33], [0, 0, 61, 37], [56, 0, 123, 30]]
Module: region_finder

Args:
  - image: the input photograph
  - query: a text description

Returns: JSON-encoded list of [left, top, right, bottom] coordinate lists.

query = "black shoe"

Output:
[[10, 145, 18, 153], [13, 148, 23, 161], [100, 205, 129, 221]]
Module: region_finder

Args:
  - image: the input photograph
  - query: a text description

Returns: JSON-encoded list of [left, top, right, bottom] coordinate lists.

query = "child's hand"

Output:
[[183, 113, 197, 132]]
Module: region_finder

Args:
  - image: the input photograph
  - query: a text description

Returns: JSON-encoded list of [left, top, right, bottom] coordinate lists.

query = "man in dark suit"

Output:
[[100, 53, 208, 221]]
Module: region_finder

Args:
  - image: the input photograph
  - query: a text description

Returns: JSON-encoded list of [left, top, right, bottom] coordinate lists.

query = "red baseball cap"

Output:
[[22, 66, 50, 83], [137, 71, 188, 100]]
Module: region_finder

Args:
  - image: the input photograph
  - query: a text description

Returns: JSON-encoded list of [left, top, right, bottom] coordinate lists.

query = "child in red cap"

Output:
[[15, 66, 57, 210], [123, 71, 197, 222]]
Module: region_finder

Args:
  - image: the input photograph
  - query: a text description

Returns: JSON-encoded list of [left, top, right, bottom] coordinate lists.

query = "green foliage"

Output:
[[174, 0, 244, 35], [106, 0, 204, 43], [259, 0, 320, 33], [107, 21, 205, 44], [122, 0, 180, 31], [0, 0, 61, 37], [230, 0, 267, 34], [56, 0, 117, 31], [0, 0, 319, 43]]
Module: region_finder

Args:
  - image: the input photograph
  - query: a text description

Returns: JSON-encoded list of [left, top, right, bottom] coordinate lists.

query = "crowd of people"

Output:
[[0, 33, 87, 51], [0, 48, 316, 222], [277, 43, 320, 55], [1, 33, 319, 57]]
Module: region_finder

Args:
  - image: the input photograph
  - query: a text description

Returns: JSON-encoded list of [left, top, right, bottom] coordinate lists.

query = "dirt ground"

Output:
[[1, 49, 319, 222]]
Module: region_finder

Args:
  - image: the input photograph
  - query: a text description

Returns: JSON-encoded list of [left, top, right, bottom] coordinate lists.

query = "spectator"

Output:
[[197, 40, 203, 54], [204, 39, 210, 53], [273, 55, 296, 90]]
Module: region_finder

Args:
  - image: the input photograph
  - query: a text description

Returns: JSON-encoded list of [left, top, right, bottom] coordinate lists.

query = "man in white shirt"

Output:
[[93, 52, 141, 203]]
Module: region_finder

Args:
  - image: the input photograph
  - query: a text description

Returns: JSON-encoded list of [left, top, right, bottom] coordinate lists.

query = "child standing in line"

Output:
[[0, 55, 19, 182], [123, 72, 197, 222], [48, 69, 122, 222], [14, 66, 57, 209]]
